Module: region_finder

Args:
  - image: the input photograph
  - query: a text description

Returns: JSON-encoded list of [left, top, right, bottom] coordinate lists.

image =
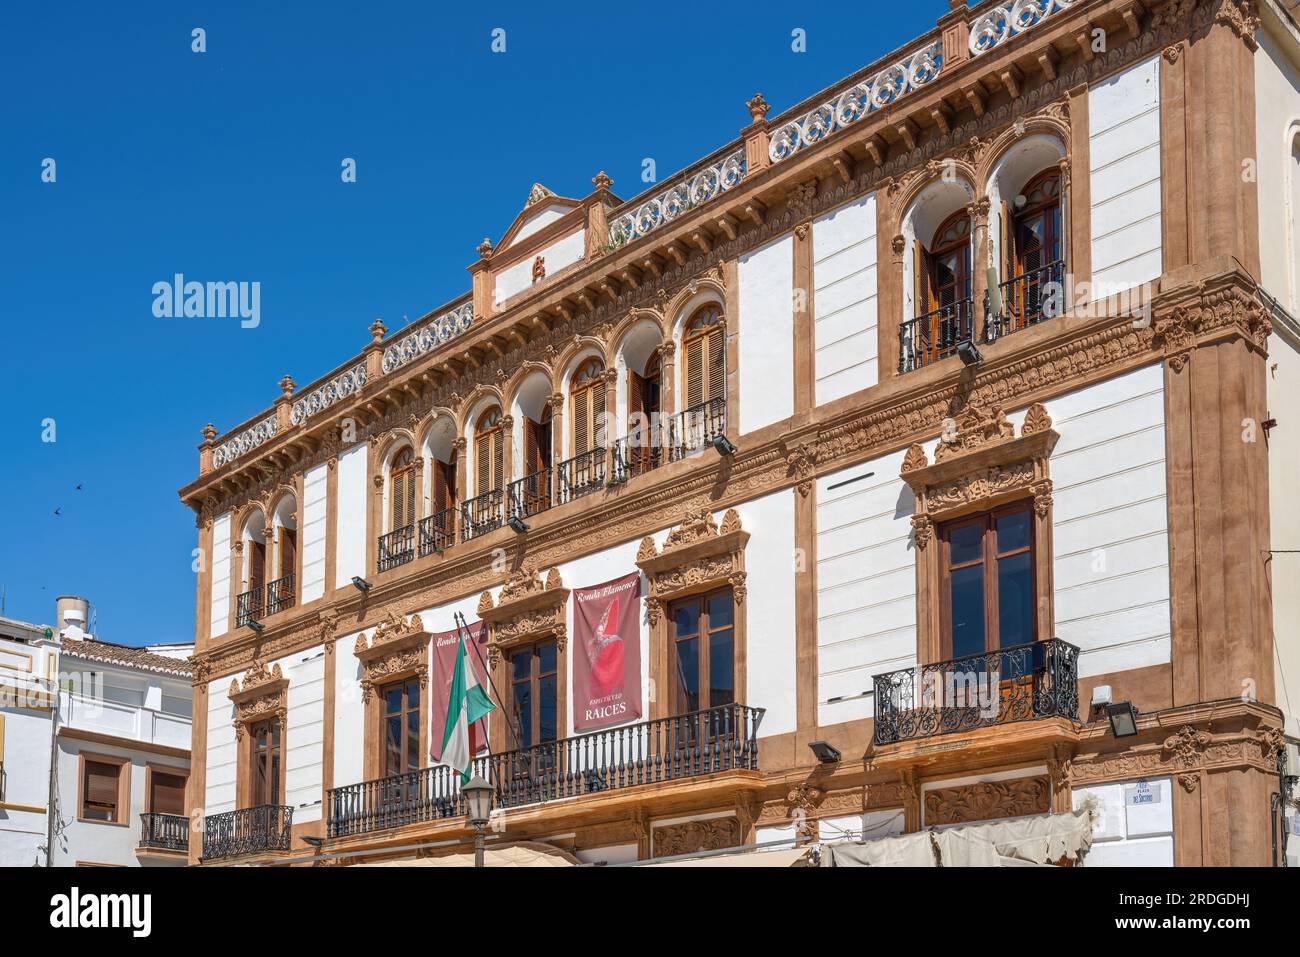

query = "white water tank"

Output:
[[55, 595, 91, 635]]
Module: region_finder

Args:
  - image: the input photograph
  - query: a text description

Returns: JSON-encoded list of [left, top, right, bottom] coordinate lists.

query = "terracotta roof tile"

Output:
[[60, 637, 192, 677]]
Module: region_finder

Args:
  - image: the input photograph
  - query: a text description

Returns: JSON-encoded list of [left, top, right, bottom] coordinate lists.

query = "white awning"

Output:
[[355, 841, 578, 868], [820, 798, 1099, 868], [641, 846, 811, 868]]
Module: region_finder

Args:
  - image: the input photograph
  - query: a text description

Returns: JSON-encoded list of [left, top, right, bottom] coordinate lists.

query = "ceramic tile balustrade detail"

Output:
[[326, 704, 764, 838], [235, 574, 295, 627], [372, 398, 728, 568], [201, 804, 293, 861], [872, 638, 1079, 746], [139, 812, 189, 852], [900, 259, 1067, 374]]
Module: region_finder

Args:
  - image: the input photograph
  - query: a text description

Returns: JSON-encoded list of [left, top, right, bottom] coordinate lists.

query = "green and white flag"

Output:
[[440, 625, 495, 784]]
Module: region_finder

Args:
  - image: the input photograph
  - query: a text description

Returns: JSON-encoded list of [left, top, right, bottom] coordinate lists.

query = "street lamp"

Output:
[[462, 774, 493, 868]]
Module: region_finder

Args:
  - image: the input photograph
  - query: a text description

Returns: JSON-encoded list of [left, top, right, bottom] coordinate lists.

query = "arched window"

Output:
[[569, 358, 606, 456], [682, 304, 724, 411], [474, 409, 504, 495], [389, 447, 416, 532], [1000, 169, 1063, 332], [431, 449, 457, 514], [923, 211, 972, 315], [523, 405, 553, 476], [627, 350, 662, 472]]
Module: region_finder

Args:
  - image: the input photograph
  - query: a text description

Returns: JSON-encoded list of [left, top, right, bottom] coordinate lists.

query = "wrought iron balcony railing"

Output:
[[139, 812, 189, 852], [377, 524, 415, 573], [418, 508, 457, 557], [265, 573, 295, 616], [326, 703, 764, 839], [987, 259, 1066, 342], [461, 489, 503, 542], [508, 468, 553, 519], [899, 297, 975, 374], [201, 804, 293, 861], [557, 449, 605, 505], [611, 435, 662, 483], [872, 637, 1079, 746], [667, 397, 727, 462], [235, 585, 263, 627]]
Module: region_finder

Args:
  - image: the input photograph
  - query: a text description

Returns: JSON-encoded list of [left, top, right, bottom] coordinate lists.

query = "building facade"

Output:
[[181, 0, 1299, 867], [0, 616, 59, 867]]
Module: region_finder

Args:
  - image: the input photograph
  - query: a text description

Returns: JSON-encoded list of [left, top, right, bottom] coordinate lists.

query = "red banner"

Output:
[[572, 572, 642, 731], [429, 619, 490, 761]]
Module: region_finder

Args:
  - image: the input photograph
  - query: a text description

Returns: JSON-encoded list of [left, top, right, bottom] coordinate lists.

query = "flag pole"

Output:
[[454, 611, 519, 750]]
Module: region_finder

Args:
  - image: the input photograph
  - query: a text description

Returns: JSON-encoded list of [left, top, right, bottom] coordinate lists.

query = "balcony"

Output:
[[201, 804, 293, 862], [418, 508, 457, 557], [139, 812, 189, 853], [326, 703, 764, 840], [611, 435, 662, 484], [872, 638, 1079, 747], [508, 468, 553, 520], [378, 524, 416, 572], [265, 573, 295, 616], [557, 449, 605, 504], [667, 397, 727, 462], [235, 585, 263, 627], [986, 259, 1066, 343], [460, 489, 503, 542], [898, 298, 975, 374]]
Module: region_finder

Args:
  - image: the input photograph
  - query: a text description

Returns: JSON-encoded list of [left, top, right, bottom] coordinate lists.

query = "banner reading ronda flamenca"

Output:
[[572, 572, 642, 731], [429, 619, 490, 761]]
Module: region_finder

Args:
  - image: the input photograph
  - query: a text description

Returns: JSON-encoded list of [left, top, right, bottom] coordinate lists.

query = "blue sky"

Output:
[[0, 1, 938, 645]]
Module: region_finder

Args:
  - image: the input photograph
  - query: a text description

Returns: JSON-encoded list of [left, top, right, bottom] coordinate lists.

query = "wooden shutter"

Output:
[[249, 541, 265, 590], [628, 369, 645, 426], [433, 459, 450, 512], [278, 527, 296, 578], [524, 418, 540, 474], [1000, 200, 1013, 280], [492, 431, 503, 490], [914, 238, 930, 316], [85, 761, 119, 820], [390, 468, 410, 530], [572, 389, 590, 454], [684, 336, 704, 409], [706, 329, 724, 403]]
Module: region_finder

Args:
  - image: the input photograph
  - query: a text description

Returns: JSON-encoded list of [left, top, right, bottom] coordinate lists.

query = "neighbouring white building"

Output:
[[0, 614, 59, 867]]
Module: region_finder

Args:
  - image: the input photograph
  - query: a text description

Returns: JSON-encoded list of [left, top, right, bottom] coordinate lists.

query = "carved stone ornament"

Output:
[[653, 817, 741, 856], [923, 776, 1051, 826], [902, 401, 1058, 534], [229, 660, 288, 739], [1162, 725, 1213, 792], [637, 508, 749, 626], [479, 566, 569, 665], [354, 610, 430, 703]]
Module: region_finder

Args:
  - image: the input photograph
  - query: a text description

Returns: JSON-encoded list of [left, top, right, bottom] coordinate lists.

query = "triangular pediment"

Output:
[[496, 183, 584, 250]]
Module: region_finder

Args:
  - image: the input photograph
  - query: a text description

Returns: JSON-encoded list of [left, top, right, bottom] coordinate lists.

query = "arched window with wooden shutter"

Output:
[[389, 447, 416, 532], [524, 405, 552, 475], [1002, 168, 1063, 332], [681, 304, 724, 411], [569, 358, 606, 456], [474, 409, 504, 495]]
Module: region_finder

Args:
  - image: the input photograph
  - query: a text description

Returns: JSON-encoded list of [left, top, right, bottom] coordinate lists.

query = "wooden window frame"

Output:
[[378, 675, 423, 778], [569, 358, 607, 457], [937, 501, 1038, 659], [474, 408, 505, 496], [77, 750, 131, 827], [667, 586, 737, 714], [1006, 168, 1064, 282], [681, 304, 726, 410], [388, 447, 418, 534], [228, 661, 289, 810], [925, 209, 973, 313], [247, 717, 284, 807], [355, 612, 431, 781], [507, 638, 560, 748]]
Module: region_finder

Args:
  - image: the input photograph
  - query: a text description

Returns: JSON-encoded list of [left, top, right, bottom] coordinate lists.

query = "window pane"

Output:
[[997, 509, 1031, 554], [998, 551, 1034, 648], [271, 755, 281, 804], [675, 637, 699, 712], [708, 629, 734, 706], [948, 522, 983, 565], [707, 591, 732, 629], [513, 683, 532, 747], [406, 678, 420, 706], [386, 717, 401, 774], [950, 564, 985, 658], [407, 711, 420, 772], [673, 600, 700, 637], [538, 675, 557, 743], [385, 684, 403, 716], [512, 650, 531, 681], [538, 640, 557, 676]]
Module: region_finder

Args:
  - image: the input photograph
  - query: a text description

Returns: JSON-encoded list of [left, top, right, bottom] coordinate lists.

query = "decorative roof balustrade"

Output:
[[213, 414, 278, 469], [767, 39, 943, 165], [970, 0, 1077, 57], [382, 300, 474, 375], [607, 148, 747, 247], [290, 362, 368, 426]]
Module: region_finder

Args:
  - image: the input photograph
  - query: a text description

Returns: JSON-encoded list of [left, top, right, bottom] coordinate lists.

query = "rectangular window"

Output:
[[509, 639, 557, 748], [939, 502, 1036, 658], [381, 676, 421, 777], [250, 719, 282, 806], [82, 760, 122, 822], [669, 587, 735, 714], [149, 770, 186, 816]]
